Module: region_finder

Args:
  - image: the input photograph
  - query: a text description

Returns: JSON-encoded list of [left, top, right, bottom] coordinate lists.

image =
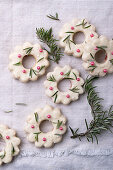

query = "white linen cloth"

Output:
[[0, 0, 113, 169]]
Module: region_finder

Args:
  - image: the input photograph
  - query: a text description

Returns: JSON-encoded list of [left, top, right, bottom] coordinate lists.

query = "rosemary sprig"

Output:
[[13, 62, 21, 66], [34, 112, 38, 122], [11, 143, 15, 155], [37, 57, 44, 63], [29, 68, 38, 78], [90, 53, 94, 59], [47, 75, 56, 82], [54, 134, 62, 136], [73, 72, 77, 79], [69, 76, 113, 144], [23, 47, 33, 55], [16, 103, 27, 106], [64, 70, 71, 77], [88, 65, 97, 72], [110, 59, 113, 65], [34, 132, 41, 142], [36, 27, 63, 63], [0, 150, 6, 159], [76, 19, 91, 29], [51, 91, 58, 103], [47, 13, 60, 21], [4, 110, 13, 113], [38, 65, 45, 72], [96, 46, 107, 50], [70, 86, 79, 93], [63, 35, 70, 42], [56, 120, 63, 129]]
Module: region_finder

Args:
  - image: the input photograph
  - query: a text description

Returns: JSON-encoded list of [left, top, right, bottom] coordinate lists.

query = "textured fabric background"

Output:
[[0, 0, 113, 169]]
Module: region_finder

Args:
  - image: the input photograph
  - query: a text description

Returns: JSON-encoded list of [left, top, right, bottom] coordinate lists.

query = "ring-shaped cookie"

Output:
[[0, 124, 20, 165], [9, 42, 49, 82], [82, 36, 113, 77], [59, 18, 98, 58], [44, 65, 84, 105], [25, 105, 67, 148]]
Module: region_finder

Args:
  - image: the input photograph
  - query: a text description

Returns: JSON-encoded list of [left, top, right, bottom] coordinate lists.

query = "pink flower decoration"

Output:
[[6, 136, 10, 139], [76, 49, 80, 53], [31, 125, 35, 128], [60, 72, 64, 75], [94, 47, 98, 50], [47, 115, 51, 118], [90, 34, 94, 38], [111, 52, 113, 55], [59, 127, 63, 130], [43, 138, 46, 141], [49, 87, 53, 90], [66, 94, 70, 98], [90, 61, 95, 66], [71, 26, 74, 30], [22, 70, 26, 73], [37, 66, 40, 70], [76, 78, 80, 81], [18, 54, 21, 58], [39, 49, 43, 52], [103, 69, 107, 73]]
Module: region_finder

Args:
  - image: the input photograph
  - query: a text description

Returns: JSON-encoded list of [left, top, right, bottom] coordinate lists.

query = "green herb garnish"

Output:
[[29, 68, 38, 78], [38, 65, 45, 72], [34, 112, 38, 122], [37, 57, 44, 63], [4, 110, 13, 113], [70, 86, 79, 93], [54, 134, 62, 136], [47, 75, 56, 82], [52, 91, 58, 103], [23, 47, 33, 55], [88, 65, 97, 72], [11, 144, 15, 155], [0, 150, 6, 159], [16, 103, 27, 106], [69, 76, 113, 144], [34, 132, 41, 142], [13, 62, 21, 66], [56, 120, 63, 129], [64, 70, 71, 77], [36, 27, 63, 63], [110, 59, 113, 65], [73, 72, 77, 79], [47, 13, 59, 21], [96, 46, 107, 50], [90, 53, 94, 59], [76, 19, 91, 29]]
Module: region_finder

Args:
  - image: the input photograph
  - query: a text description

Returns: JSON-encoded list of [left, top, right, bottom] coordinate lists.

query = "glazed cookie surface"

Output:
[[9, 42, 49, 82], [0, 124, 20, 165], [25, 105, 67, 148], [44, 65, 84, 105], [82, 36, 113, 76], [59, 18, 98, 58]]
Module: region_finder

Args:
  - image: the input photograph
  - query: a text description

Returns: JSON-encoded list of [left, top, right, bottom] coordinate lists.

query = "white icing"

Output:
[[59, 18, 98, 58], [9, 42, 49, 82], [82, 36, 113, 76], [25, 105, 67, 148], [44, 65, 84, 105], [0, 124, 20, 165]]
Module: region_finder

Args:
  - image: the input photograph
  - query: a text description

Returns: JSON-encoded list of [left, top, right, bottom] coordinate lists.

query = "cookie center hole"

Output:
[[95, 50, 107, 63], [22, 55, 36, 69], [40, 120, 53, 133], [73, 31, 85, 44], [58, 79, 71, 92], [0, 138, 5, 151]]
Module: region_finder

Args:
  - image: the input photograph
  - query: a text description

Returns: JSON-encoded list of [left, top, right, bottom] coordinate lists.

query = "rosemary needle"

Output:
[[47, 13, 60, 21], [15, 103, 27, 106], [4, 110, 13, 113]]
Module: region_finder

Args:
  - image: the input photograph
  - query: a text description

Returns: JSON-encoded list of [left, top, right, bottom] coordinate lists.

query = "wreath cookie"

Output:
[[44, 65, 84, 105], [25, 105, 67, 148], [0, 124, 20, 165], [9, 42, 49, 82], [82, 36, 113, 76], [59, 18, 98, 58]]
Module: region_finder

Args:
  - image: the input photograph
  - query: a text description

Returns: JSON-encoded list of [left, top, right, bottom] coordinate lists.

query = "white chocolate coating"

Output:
[[0, 124, 20, 165], [9, 42, 49, 82], [82, 36, 113, 76], [44, 65, 84, 105], [25, 105, 67, 148], [59, 18, 98, 58]]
